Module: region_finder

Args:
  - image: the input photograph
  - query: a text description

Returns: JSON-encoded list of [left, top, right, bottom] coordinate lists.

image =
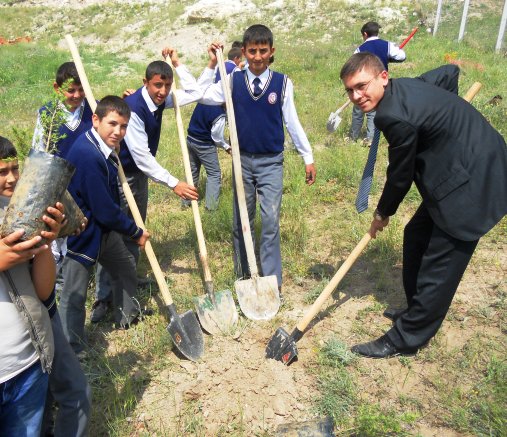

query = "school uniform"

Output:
[[200, 66, 314, 287], [60, 128, 143, 353], [350, 36, 406, 141], [183, 60, 236, 210], [95, 65, 202, 304]]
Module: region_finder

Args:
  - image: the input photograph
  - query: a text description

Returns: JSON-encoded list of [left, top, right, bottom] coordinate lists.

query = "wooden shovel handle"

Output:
[[338, 99, 351, 113], [65, 34, 174, 306], [216, 48, 259, 276], [296, 233, 371, 332], [463, 82, 482, 102], [170, 80, 214, 287]]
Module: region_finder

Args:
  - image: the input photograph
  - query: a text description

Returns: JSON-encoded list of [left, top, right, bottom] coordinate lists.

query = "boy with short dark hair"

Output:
[[0, 136, 67, 436], [348, 21, 406, 143], [0, 136, 91, 436], [200, 25, 316, 292], [91, 49, 204, 322], [59, 96, 150, 353]]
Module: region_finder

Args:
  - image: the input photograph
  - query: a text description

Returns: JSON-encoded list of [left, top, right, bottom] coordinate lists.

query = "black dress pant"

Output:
[[387, 203, 479, 350]]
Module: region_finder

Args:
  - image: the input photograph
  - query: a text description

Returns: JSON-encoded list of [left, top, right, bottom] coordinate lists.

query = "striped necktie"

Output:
[[355, 128, 381, 213], [253, 77, 262, 96]]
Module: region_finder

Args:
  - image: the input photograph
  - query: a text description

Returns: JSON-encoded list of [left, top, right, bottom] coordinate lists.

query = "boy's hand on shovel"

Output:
[[162, 47, 180, 67], [206, 41, 224, 69], [136, 230, 150, 249], [173, 181, 199, 201]]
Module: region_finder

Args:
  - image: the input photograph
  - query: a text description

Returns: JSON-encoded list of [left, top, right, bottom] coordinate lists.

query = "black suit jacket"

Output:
[[375, 65, 507, 241]]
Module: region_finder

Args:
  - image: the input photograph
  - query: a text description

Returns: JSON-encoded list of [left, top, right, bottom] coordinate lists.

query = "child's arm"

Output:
[[281, 78, 317, 185], [161, 47, 203, 107], [31, 203, 64, 300], [0, 231, 46, 271]]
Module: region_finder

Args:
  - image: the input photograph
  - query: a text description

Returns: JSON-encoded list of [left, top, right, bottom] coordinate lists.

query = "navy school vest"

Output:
[[38, 100, 93, 159], [231, 70, 286, 154], [119, 87, 163, 173], [359, 39, 390, 70]]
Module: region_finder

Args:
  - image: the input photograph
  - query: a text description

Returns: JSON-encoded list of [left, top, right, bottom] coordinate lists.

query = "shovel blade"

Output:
[[193, 289, 239, 335], [235, 275, 280, 320], [326, 112, 342, 132], [265, 327, 298, 365], [166, 308, 204, 361]]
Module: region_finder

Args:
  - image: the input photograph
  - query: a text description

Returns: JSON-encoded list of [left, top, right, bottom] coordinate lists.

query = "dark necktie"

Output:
[[253, 77, 262, 97], [154, 105, 164, 122], [109, 150, 119, 168], [355, 128, 381, 213]]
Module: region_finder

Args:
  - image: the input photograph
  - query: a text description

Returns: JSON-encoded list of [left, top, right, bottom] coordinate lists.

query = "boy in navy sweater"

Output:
[[183, 46, 242, 210], [92, 48, 203, 322], [349, 21, 406, 143], [200, 25, 316, 293], [60, 96, 150, 354]]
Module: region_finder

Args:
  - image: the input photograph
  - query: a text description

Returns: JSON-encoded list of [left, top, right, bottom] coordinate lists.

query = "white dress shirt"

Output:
[[199, 66, 314, 165], [123, 64, 203, 188], [32, 100, 87, 151]]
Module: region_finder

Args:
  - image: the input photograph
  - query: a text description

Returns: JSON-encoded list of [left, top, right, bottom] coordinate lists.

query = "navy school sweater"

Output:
[[358, 39, 390, 70], [38, 100, 94, 159], [231, 70, 286, 154], [66, 130, 142, 266], [119, 87, 162, 174]]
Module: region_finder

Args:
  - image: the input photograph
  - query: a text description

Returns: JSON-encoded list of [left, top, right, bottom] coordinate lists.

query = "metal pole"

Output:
[[458, 0, 470, 42], [496, 0, 507, 52], [433, 0, 443, 36]]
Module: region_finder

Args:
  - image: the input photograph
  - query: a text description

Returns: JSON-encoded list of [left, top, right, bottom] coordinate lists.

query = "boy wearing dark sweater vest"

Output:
[[183, 46, 242, 210], [200, 25, 316, 292], [59, 96, 150, 354], [92, 48, 203, 322]]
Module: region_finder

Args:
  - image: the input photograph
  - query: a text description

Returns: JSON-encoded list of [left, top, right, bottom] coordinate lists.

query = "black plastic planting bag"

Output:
[[0, 149, 75, 242]]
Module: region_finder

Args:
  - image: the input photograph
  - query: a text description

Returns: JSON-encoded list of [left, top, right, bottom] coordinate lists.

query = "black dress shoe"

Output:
[[351, 335, 417, 358], [383, 308, 408, 322]]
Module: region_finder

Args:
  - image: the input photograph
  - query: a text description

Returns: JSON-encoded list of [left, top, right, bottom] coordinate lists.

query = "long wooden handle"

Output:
[[171, 82, 214, 288], [296, 233, 371, 332], [399, 27, 419, 49], [216, 48, 259, 276], [463, 82, 482, 102], [65, 34, 174, 306]]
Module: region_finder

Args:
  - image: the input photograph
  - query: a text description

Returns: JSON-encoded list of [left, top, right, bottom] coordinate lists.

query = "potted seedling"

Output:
[[1, 86, 77, 242]]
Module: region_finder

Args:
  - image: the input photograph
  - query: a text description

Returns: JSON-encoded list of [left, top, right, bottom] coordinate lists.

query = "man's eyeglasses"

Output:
[[344, 73, 381, 97]]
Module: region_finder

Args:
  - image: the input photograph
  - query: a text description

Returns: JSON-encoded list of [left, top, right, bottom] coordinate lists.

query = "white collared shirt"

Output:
[[198, 66, 314, 165], [32, 100, 86, 150], [123, 64, 203, 188], [90, 128, 116, 160]]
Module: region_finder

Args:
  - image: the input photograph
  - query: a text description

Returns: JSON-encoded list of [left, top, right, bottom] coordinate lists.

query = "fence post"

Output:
[[496, 0, 507, 52], [458, 0, 470, 42], [433, 0, 443, 36]]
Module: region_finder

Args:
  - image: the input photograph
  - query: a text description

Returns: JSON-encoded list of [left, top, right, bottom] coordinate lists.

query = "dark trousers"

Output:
[[387, 203, 479, 350]]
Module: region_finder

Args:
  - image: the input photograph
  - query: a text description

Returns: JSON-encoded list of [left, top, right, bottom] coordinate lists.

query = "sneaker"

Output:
[[90, 300, 110, 323]]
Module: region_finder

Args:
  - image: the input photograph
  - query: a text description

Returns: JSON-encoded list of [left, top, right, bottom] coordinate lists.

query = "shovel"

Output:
[[266, 233, 371, 364], [216, 48, 280, 320], [326, 99, 351, 133], [169, 73, 239, 334], [266, 82, 484, 364], [66, 34, 204, 361]]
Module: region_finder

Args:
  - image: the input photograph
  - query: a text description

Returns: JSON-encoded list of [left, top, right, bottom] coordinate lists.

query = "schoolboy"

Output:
[[200, 25, 316, 292], [348, 21, 406, 143], [59, 96, 150, 354], [182, 46, 242, 210], [91, 48, 202, 322], [32, 62, 93, 158], [0, 137, 91, 436], [0, 136, 66, 436]]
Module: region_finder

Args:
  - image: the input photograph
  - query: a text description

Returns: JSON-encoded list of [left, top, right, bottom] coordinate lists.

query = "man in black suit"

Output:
[[340, 52, 507, 358]]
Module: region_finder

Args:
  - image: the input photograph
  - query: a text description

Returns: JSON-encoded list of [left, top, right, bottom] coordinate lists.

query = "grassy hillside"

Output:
[[1, 0, 505, 435]]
